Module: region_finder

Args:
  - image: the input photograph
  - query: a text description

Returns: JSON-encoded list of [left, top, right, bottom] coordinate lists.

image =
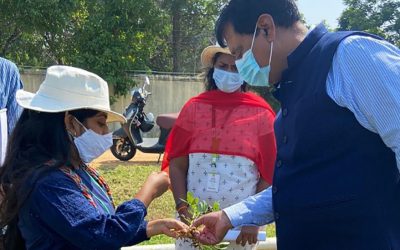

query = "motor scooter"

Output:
[[111, 76, 178, 161]]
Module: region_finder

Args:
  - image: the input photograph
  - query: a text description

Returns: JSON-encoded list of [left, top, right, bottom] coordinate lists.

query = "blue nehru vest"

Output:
[[272, 24, 400, 250]]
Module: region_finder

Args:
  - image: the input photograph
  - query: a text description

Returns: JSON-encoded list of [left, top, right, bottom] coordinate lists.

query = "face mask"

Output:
[[72, 119, 112, 163], [213, 68, 243, 93], [235, 25, 274, 87]]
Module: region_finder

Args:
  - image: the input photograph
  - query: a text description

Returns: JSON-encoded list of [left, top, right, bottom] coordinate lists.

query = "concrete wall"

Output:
[[20, 69, 205, 134], [20, 69, 46, 93], [113, 74, 203, 122]]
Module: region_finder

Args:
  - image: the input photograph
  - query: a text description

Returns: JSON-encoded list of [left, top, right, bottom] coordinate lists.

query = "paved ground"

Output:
[[92, 150, 162, 168]]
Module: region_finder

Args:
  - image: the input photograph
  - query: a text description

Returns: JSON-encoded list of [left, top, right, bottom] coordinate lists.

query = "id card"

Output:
[[207, 173, 220, 192]]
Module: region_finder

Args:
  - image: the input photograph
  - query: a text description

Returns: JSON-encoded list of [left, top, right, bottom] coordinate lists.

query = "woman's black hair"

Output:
[[204, 52, 247, 92], [215, 0, 301, 47], [0, 108, 99, 249]]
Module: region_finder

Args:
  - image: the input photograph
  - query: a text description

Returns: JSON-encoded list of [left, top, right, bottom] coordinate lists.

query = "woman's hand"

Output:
[[146, 219, 189, 238], [146, 171, 170, 198], [177, 205, 193, 225], [135, 172, 170, 207], [236, 226, 259, 246]]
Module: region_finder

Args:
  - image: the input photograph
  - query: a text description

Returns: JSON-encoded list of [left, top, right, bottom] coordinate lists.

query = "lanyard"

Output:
[[211, 105, 235, 130], [211, 106, 235, 168]]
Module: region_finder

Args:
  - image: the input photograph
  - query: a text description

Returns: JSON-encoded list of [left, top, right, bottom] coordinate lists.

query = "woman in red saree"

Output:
[[163, 45, 277, 250]]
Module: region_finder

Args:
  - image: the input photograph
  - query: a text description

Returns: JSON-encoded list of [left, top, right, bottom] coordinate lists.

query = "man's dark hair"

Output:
[[216, 0, 301, 47]]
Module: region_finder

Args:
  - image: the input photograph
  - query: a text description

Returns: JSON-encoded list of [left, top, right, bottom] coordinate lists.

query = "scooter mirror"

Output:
[[145, 76, 150, 86]]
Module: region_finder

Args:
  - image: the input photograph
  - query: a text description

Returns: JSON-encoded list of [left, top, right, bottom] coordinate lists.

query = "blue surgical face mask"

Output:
[[235, 25, 273, 87], [213, 68, 243, 93]]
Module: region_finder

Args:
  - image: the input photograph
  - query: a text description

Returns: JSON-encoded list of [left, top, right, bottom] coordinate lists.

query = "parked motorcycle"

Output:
[[111, 76, 178, 161]]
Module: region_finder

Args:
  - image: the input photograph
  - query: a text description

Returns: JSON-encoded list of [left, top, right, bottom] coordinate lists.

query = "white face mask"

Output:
[[72, 119, 112, 163], [213, 68, 243, 93]]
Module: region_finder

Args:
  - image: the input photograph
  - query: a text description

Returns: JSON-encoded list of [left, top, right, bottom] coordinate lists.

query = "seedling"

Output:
[[173, 191, 229, 250]]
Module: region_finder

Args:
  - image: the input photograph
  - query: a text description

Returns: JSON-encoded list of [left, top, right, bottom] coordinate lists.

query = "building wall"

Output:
[[20, 69, 205, 135]]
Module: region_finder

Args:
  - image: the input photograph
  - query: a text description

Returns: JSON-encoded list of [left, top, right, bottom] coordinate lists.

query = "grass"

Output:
[[97, 163, 276, 245]]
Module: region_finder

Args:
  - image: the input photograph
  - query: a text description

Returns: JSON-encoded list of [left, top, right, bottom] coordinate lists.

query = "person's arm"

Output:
[[30, 172, 182, 249], [326, 35, 400, 171], [235, 177, 270, 246], [193, 187, 274, 245], [135, 171, 170, 208], [224, 187, 274, 227], [3, 60, 23, 134], [256, 178, 269, 192], [169, 156, 191, 222]]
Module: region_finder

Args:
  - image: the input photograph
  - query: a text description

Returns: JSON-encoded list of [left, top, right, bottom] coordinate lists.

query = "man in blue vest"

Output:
[[192, 0, 400, 249]]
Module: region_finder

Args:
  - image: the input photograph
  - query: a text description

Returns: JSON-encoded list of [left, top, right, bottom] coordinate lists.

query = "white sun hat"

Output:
[[16, 65, 126, 123]]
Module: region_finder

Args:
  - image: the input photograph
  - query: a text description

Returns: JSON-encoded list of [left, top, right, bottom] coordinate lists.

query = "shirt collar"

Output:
[[286, 23, 328, 69]]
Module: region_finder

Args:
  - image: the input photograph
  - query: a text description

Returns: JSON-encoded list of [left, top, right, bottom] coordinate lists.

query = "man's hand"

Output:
[[236, 226, 259, 246], [192, 211, 233, 245]]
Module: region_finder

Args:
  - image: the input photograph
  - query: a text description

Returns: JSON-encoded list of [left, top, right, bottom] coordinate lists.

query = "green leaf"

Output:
[[187, 191, 195, 205], [212, 201, 220, 211], [181, 191, 225, 250]]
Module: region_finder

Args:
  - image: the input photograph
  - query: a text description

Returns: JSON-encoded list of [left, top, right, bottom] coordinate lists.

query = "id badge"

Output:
[[207, 172, 220, 192]]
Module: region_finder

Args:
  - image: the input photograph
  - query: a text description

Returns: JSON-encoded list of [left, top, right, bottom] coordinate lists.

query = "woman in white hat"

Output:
[[163, 46, 277, 249], [0, 66, 187, 249]]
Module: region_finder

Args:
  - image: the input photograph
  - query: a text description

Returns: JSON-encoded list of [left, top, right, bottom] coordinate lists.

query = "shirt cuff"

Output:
[[223, 202, 252, 228], [126, 220, 150, 246], [223, 188, 275, 227]]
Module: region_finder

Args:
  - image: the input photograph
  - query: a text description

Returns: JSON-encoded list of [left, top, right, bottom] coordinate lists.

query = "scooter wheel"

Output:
[[110, 138, 136, 161]]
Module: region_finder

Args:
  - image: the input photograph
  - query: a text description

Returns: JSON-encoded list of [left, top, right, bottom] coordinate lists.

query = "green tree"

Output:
[[1, 0, 168, 98], [0, 0, 22, 56], [1, 0, 231, 96], [338, 0, 400, 47], [0, 0, 84, 64], [160, 0, 229, 72], [69, 0, 168, 97]]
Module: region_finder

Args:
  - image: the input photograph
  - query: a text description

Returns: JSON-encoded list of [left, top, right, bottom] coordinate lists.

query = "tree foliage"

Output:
[[160, 0, 229, 72], [338, 0, 400, 47], [0, 0, 82, 64], [0, 0, 226, 97], [69, 0, 168, 96]]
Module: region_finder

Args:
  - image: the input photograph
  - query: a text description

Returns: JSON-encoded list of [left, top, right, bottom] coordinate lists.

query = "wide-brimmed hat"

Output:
[[200, 45, 232, 68], [16, 65, 126, 123]]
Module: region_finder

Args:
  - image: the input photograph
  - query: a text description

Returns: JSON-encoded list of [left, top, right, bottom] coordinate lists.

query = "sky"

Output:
[[297, 0, 346, 28]]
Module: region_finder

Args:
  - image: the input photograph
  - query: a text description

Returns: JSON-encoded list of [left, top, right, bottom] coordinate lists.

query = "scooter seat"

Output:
[[156, 113, 179, 129]]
